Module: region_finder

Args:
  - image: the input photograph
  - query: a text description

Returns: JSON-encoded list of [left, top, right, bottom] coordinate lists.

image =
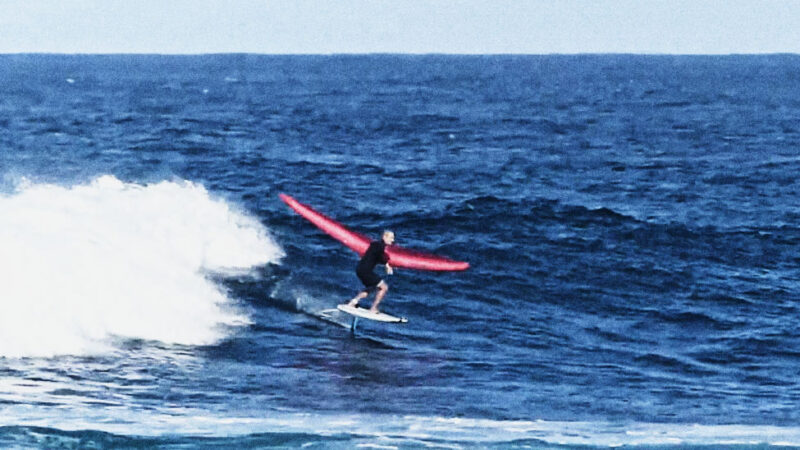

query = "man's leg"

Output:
[[347, 290, 369, 307], [369, 281, 388, 313]]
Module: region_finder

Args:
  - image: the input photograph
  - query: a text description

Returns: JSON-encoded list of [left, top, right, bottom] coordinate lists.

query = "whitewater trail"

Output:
[[0, 175, 284, 358]]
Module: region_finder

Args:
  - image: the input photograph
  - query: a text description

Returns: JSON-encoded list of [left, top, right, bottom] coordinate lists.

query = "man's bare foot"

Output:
[[369, 307, 380, 314], [347, 299, 359, 307]]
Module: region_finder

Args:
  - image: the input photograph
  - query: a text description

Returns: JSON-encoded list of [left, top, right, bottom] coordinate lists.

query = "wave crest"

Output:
[[0, 176, 283, 358]]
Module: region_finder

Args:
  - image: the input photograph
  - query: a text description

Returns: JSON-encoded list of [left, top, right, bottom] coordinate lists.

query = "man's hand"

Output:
[[386, 264, 394, 275]]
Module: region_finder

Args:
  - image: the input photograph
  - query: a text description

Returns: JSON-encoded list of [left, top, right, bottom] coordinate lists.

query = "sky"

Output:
[[1, 0, 799, 55]]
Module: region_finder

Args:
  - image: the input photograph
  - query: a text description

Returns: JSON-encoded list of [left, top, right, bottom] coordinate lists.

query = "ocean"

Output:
[[1, 54, 800, 448]]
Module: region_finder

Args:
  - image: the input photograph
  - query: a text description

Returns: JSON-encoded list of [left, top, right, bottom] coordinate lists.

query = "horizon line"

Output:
[[2, 51, 800, 57]]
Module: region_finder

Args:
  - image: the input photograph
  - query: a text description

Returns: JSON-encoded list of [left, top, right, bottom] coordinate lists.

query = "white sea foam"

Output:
[[2, 406, 800, 447], [0, 175, 283, 358]]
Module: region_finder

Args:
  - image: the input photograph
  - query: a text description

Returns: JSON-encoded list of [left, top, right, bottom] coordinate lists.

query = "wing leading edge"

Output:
[[279, 193, 469, 271]]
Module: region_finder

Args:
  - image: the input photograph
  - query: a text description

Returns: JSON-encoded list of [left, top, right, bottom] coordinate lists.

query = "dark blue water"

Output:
[[2, 54, 800, 448]]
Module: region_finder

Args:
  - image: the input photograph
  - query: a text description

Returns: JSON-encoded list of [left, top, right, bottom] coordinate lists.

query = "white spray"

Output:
[[0, 176, 283, 358]]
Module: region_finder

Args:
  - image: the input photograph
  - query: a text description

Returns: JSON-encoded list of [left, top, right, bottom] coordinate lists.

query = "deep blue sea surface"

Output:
[[1, 54, 800, 448]]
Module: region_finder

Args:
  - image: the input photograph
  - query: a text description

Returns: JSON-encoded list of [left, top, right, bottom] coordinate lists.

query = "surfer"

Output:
[[347, 230, 395, 313]]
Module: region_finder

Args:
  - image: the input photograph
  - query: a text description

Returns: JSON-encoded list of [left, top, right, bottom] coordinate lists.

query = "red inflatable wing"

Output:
[[279, 194, 469, 272], [279, 193, 371, 255]]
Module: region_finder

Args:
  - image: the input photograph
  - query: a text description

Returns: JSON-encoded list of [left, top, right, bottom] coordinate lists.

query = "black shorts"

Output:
[[357, 269, 382, 290]]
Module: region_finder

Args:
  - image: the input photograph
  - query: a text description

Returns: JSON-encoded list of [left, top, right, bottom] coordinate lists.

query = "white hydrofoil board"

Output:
[[337, 304, 408, 323]]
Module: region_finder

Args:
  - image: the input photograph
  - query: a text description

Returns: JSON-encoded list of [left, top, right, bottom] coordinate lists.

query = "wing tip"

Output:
[[279, 193, 301, 209], [446, 261, 470, 271]]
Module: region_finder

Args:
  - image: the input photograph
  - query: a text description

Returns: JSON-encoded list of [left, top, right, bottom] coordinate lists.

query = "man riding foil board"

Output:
[[346, 230, 395, 313]]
